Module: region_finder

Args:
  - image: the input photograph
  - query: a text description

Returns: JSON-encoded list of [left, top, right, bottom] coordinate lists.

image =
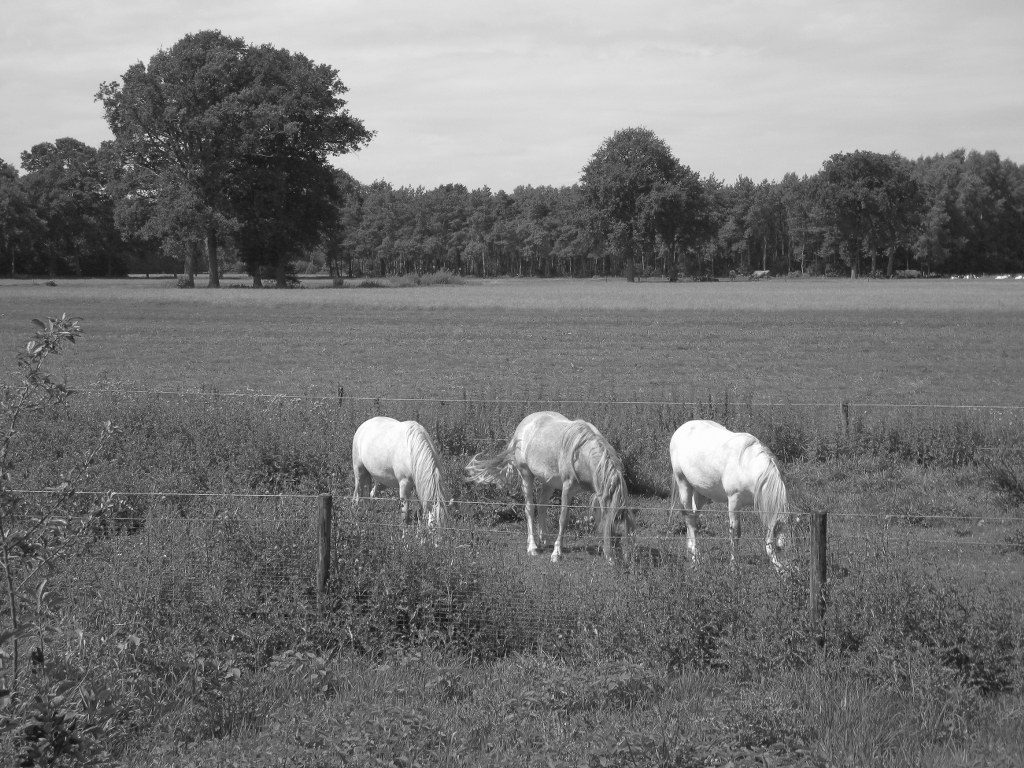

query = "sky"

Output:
[[1, 0, 1022, 191]]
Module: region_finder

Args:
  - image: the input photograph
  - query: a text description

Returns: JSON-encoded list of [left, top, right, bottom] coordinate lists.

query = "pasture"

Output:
[[1, 275, 1022, 403], [1, 276, 1023, 767]]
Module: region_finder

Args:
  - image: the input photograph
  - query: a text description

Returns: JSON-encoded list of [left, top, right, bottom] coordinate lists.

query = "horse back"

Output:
[[671, 420, 762, 499], [352, 416, 413, 480], [513, 411, 572, 478]]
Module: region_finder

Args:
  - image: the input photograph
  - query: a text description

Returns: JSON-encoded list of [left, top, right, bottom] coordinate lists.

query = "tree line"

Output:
[[1, 31, 1022, 284]]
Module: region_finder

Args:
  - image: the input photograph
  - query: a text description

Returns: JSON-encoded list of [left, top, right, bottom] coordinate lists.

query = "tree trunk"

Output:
[[206, 228, 220, 287], [181, 242, 196, 287], [275, 259, 287, 288], [252, 264, 263, 288], [886, 247, 895, 277]]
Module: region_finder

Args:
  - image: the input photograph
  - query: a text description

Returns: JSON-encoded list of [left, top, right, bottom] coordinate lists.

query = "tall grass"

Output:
[[11, 387, 1020, 499]]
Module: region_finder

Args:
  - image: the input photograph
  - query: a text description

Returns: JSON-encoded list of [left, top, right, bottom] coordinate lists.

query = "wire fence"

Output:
[[64, 385, 1024, 411], [10, 488, 1023, 522], [10, 486, 1022, 644]]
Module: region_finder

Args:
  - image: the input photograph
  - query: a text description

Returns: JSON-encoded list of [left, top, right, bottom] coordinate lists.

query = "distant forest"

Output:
[[1, 31, 1022, 284], [3, 142, 1021, 283]]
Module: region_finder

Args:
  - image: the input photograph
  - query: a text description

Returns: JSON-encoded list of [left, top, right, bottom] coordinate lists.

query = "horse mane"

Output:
[[560, 421, 632, 535], [750, 443, 789, 530], [406, 422, 449, 516]]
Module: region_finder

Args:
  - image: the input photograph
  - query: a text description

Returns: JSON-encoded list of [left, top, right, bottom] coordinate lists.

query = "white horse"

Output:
[[669, 419, 793, 570], [351, 416, 451, 528], [465, 410, 633, 562]]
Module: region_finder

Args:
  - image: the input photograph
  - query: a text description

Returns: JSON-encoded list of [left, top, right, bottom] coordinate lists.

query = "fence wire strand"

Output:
[[11, 488, 1024, 524], [69, 385, 1024, 411]]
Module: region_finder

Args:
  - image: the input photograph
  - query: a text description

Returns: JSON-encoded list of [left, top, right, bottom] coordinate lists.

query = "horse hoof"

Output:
[[527, 547, 538, 556], [550, 551, 561, 563]]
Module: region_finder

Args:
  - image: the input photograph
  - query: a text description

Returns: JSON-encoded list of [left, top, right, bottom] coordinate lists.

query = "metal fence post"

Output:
[[317, 493, 332, 597]]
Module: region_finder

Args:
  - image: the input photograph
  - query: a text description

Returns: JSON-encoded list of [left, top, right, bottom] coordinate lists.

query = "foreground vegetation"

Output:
[[4, 377, 1023, 765]]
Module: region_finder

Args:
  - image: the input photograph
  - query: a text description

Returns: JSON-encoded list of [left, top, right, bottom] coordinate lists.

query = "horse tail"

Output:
[[753, 449, 789, 532], [668, 470, 680, 512], [407, 423, 449, 523], [464, 439, 517, 489]]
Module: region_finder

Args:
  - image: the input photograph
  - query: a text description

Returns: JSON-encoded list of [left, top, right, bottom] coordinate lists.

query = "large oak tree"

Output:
[[97, 30, 371, 286]]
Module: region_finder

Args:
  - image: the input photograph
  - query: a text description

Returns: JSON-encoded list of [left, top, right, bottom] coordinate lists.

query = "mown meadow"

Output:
[[1, 277, 1023, 766]]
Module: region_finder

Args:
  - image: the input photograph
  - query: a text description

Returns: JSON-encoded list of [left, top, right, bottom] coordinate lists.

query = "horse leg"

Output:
[[764, 518, 784, 571], [398, 478, 413, 525], [520, 469, 541, 556], [728, 495, 742, 564], [674, 474, 700, 565], [551, 480, 577, 563], [352, 465, 370, 505], [536, 483, 558, 550]]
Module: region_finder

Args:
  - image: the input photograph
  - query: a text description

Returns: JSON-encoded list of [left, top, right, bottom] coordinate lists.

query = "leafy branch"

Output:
[[0, 315, 116, 700]]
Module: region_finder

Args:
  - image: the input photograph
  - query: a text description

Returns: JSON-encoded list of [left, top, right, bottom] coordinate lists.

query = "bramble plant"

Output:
[[0, 315, 119, 766]]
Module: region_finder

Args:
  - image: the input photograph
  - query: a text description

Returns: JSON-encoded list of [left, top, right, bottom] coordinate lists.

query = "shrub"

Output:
[[417, 268, 465, 286]]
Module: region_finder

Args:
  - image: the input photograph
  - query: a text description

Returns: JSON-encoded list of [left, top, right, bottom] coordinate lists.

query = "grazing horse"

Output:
[[669, 419, 792, 570], [465, 411, 633, 562], [351, 416, 451, 528]]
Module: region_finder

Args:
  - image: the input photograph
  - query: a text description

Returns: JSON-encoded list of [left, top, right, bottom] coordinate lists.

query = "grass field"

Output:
[[1, 275, 1022, 404], [2, 276, 1023, 767]]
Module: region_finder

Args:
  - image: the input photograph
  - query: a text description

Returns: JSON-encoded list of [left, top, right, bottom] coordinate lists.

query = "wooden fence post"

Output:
[[808, 509, 827, 646], [840, 400, 850, 436], [317, 493, 332, 597]]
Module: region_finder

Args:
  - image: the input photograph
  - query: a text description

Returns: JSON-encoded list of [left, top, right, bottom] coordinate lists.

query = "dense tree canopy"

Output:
[[96, 30, 371, 286], [581, 127, 712, 280], [819, 151, 922, 277], [0, 160, 40, 276], [14, 139, 135, 276]]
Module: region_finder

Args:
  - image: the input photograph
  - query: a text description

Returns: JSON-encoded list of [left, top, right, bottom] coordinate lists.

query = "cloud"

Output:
[[2, 0, 1021, 187]]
